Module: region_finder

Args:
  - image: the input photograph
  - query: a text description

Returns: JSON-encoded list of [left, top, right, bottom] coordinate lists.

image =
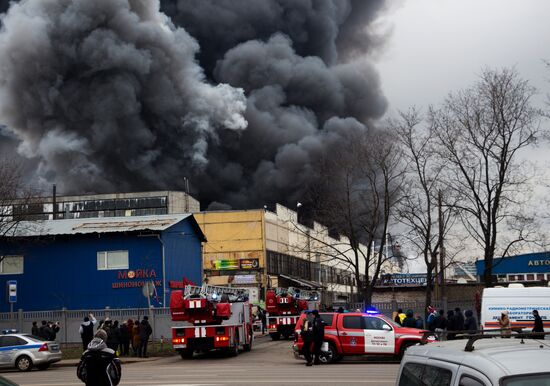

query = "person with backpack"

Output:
[[77, 329, 121, 386], [79, 313, 97, 351]]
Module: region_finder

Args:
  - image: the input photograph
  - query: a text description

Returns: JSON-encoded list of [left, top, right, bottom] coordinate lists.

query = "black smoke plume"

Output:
[[0, 0, 388, 209]]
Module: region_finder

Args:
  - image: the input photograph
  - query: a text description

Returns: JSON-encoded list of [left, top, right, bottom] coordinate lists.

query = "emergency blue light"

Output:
[[364, 307, 379, 314], [211, 293, 218, 300]]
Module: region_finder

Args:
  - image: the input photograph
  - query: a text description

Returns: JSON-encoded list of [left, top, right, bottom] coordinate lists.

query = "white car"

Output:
[[397, 334, 550, 385], [0, 334, 62, 371]]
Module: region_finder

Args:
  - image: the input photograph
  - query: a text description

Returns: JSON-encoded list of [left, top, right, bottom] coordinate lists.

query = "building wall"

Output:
[[195, 210, 265, 289], [0, 219, 203, 311]]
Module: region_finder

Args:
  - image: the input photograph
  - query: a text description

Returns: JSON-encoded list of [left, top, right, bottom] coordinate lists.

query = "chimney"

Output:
[[52, 184, 57, 220]]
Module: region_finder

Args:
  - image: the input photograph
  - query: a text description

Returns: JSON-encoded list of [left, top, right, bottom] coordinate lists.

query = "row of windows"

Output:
[[267, 251, 356, 286], [0, 250, 129, 274], [497, 273, 550, 282]]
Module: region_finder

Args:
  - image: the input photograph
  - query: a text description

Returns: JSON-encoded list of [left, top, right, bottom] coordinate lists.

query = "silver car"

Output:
[[397, 335, 550, 385], [0, 334, 62, 371]]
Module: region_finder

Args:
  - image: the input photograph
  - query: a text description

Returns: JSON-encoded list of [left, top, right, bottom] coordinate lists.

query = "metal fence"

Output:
[[0, 299, 478, 343], [0, 307, 173, 344]]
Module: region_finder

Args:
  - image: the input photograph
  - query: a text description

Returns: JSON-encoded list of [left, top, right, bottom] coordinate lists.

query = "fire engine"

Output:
[[266, 287, 319, 340], [169, 284, 254, 358]]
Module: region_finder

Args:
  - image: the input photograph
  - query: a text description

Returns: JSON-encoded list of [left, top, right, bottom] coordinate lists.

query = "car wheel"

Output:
[[243, 331, 253, 352], [398, 341, 417, 359], [269, 332, 280, 341], [16, 355, 33, 372], [179, 349, 194, 359], [319, 342, 338, 364], [37, 363, 50, 370]]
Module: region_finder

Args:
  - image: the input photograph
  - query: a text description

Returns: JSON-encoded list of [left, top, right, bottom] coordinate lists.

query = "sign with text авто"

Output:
[[379, 273, 428, 287]]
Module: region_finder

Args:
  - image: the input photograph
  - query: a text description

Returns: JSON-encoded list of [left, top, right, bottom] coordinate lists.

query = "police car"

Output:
[[397, 332, 550, 385], [0, 333, 61, 371], [293, 310, 433, 363]]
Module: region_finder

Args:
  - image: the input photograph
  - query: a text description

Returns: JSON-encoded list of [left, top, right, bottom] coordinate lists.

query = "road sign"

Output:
[[7, 280, 16, 303]]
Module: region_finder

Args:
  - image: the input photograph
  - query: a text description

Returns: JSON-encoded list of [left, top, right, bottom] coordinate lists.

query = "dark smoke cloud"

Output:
[[0, 0, 246, 194], [0, 0, 388, 209]]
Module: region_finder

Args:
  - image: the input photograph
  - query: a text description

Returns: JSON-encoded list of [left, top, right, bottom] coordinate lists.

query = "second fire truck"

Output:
[[266, 287, 319, 340], [169, 284, 254, 358]]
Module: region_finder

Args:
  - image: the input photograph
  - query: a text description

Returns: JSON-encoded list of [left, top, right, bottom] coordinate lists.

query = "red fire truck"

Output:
[[266, 287, 319, 340], [169, 284, 254, 358]]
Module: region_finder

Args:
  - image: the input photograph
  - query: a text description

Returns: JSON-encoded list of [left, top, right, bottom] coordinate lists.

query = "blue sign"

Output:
[[7, 280, 17, 303]]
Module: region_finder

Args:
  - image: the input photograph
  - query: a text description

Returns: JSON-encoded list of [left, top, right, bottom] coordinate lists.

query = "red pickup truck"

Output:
[[292, 311, 433, 363]]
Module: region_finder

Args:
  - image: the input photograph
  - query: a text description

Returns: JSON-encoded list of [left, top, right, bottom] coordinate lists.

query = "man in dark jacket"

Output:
[[119, 321, 130, 356], [532, 310, 544, 339], [39, 321, 52, 341], [301, 312, 315, 366], [77, 329, 122, 386], [312, 310, 325, 365], [446, 310, 457, 340], [454, 308, 464, 331], [138, 316, 153, 358], [31, 321, 39, 337], [464, 310, 477, 333], [402, 310, 416, 328], [79, 314, 97, 351], [49, 321, 60, 341]]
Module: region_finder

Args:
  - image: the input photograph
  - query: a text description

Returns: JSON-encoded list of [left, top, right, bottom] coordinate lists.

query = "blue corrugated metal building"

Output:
[[475, 252, 550, 283], [0, 214, 205, 311]]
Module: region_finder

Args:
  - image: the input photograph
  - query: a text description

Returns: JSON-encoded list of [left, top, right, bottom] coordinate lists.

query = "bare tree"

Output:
[[393, 109, 458, 313], [306, 126, 406, 305], [429, 68, 543, 287]]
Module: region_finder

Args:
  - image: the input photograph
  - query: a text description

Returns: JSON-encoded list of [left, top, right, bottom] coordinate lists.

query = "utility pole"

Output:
[[438, 190, 446, 301]]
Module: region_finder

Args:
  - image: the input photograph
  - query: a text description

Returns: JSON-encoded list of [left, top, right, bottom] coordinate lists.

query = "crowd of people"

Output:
[[30, 320, 61, 341], [79, 314, 153, 358], [393, 306, 545, 339]]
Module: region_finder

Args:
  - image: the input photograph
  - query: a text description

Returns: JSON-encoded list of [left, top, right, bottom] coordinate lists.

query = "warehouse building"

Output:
[[476, 251, 550, 284], [0, 214, 205, 311]]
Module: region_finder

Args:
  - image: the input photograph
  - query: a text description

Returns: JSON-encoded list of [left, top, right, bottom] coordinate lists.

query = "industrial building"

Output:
[[476, 252, 550, 284], [0, 214, 205, 311], [3, 190, 200, 220], [195, 204, 373, 306]]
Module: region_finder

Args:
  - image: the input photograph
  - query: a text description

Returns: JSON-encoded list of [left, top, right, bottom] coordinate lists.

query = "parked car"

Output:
[[292, 311, 433, 363], [396, 335, 550, 385], [0, 334, 61, 371]]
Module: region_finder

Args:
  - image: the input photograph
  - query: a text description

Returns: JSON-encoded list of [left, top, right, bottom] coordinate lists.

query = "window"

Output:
[[0, 336, 25, 347], [97, 251, 128, 270], [502, 373, 550, 386], [364, 317, 391, 330], [526, 274, 535, 281], [459, 375, 487, 386], [320, 314, 334, 326], [398, 363, 452, 386], [0, 255, 24, 274], [537, 274, 545, 281], [343, 315, 362, 329], [516, 274, 525, 281]]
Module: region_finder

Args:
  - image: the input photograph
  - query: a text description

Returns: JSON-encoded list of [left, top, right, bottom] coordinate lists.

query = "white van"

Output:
[[481, 286, 550, 332]]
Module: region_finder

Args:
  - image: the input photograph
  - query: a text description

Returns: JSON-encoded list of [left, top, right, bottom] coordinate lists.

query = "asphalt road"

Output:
[[1, 336, 400, 386]]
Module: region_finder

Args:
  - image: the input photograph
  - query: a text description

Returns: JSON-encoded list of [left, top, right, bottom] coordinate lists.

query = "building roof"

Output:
[[10, 214, 207, 241]]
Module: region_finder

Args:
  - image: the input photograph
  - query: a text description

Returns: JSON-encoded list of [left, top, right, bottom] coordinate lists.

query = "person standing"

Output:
[[301, 312, 314, 366], [433, 310, 448, 340], [132, 320, 140, 356], [426, 307, 437, 331], [446, 310, 457, 340], [311, 310, 325, 365], [31, 321, 39, 337], [77, 329, 122, 386], [260, 308, 267, 335], [138, 316, 153, 358], [79, 313, 97, 351], [532, 310, 544, 339], [402, 310, 416, 328], [498, 310, 511, 337], [39, 321, 52, 340], [50, 321, 61, 341], [414, 314, 424, 329], [464, 310, 477, 334], [454, 308, 464, 331], [109, 321, 121, 354], [119, 321, 130, 356], [394, 309, 406, 326]]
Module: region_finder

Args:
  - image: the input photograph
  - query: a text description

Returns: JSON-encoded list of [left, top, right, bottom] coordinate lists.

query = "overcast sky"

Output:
[[376, 0, 550, 269], [378, 0, 550, 116]]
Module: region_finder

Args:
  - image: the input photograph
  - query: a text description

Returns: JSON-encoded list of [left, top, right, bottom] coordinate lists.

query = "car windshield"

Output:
[[501, 373, 550, 386]]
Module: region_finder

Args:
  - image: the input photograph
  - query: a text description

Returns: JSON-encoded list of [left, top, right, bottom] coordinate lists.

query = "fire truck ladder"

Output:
[[288, 287, 319, 300], [183, 285, 203, 299], [199, 284, 250, 301]]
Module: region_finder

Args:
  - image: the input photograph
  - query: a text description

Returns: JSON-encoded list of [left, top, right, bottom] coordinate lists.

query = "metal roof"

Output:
[[11, 214, 194, 237]]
